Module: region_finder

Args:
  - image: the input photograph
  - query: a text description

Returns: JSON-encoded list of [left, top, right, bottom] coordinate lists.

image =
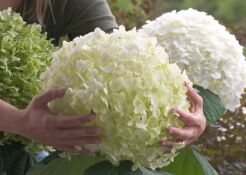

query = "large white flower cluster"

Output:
[[140, 8, 246, 111], [41, 27, 190, 170]]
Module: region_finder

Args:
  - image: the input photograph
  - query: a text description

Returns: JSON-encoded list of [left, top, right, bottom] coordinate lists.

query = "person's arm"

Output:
[[0, 99, 24, 133], [0, 88, 101, 153], [161, 82, 206, 146]]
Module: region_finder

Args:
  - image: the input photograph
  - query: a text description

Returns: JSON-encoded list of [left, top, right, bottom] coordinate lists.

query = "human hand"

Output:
[[17, 88, 101, 153], [161, 82, 206, 146]]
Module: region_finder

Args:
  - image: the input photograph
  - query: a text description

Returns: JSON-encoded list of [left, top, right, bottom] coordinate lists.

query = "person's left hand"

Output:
[[161, 82, 206, 146]]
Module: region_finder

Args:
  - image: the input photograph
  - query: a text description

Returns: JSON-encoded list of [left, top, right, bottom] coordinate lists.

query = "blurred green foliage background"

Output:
[[107, 0, 246, 174]]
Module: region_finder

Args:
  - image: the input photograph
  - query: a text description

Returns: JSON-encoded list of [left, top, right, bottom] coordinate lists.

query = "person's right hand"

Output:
[[17, 88, 101, 153]]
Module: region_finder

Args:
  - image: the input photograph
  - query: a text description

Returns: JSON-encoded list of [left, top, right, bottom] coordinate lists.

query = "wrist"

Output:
[[4, 108, 26, 134], [9, 108, 27, 134], [0, 101, 25, 134]]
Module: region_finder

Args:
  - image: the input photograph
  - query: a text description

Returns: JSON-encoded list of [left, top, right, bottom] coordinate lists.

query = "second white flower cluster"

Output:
[[140, 8, 246, 112]]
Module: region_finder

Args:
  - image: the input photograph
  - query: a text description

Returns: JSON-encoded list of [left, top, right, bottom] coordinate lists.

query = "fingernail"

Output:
[[184, 81, 190, 86], [160, 141, 166, 145], [168, 108, 175, 114], [194, 88, 200, 93], [161, 141, 170, 146], [170, 111, 179, 118], [74, 145, 82, 151]]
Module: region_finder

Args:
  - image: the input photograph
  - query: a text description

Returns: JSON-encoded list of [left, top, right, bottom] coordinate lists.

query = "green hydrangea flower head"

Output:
[[0, 8, 55, 153]]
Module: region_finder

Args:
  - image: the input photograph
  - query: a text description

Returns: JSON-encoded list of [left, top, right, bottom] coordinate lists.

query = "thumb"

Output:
[[33, 88, 67, 107], [184, 82, 203, 110]]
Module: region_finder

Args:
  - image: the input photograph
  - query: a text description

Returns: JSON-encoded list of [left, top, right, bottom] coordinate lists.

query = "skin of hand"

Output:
[[161, 82, 206, 146], [15, 88, 102, 153]]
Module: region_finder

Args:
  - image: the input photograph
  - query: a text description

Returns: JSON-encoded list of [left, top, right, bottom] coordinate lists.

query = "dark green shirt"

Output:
[[19, 0, 118, 45]]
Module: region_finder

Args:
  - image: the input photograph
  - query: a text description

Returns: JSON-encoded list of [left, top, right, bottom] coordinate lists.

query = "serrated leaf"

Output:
[[161, 146, 218, 175], [194, 85, 226, 125]]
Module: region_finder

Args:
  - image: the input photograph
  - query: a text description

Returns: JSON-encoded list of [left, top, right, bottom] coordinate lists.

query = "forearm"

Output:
[[0, 99, 24, 133]]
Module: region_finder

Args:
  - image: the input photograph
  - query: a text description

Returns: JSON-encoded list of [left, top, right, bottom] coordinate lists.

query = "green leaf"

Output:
[[0, 142, 36, 175], [161, 146, 218, 175], [28, 157, 172, 175], [85, 160, 172, 175], [193, 85, 226, 125], [114, 0, 134, 12], [84, 161, 117, 175], [26, 154, 104, 175]]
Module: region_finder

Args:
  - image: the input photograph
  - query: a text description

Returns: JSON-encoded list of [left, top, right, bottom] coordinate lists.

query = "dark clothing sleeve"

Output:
[[44, 0, 118, 45]]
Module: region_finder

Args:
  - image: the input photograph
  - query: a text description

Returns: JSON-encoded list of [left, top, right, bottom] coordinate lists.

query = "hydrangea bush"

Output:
[[0, 9, 55, 152], [41, 27, 190, 170], [140, 8, 246, 111]]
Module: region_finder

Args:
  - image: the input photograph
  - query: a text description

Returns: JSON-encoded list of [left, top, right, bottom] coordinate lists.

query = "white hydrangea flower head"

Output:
[[41, 26, 190, 170], [140, 8, 246, 111]]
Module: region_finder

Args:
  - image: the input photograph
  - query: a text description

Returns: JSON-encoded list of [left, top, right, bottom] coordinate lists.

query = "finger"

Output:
[[184, 82, 203, 110], [189, 100, 196, 113], [160, 140, 176, 147], [160, 140, 188, 147], [185, 82, 196, 113], [59, 127, 102, 139], [33, 88, 67, 107], [57, 115, 96, 128], [191, 103, 196, 113], [171, 108, 206, 129], [170, 108, 196, 126], [167, 127, 198, 140], [74, 145, 96, 155]]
